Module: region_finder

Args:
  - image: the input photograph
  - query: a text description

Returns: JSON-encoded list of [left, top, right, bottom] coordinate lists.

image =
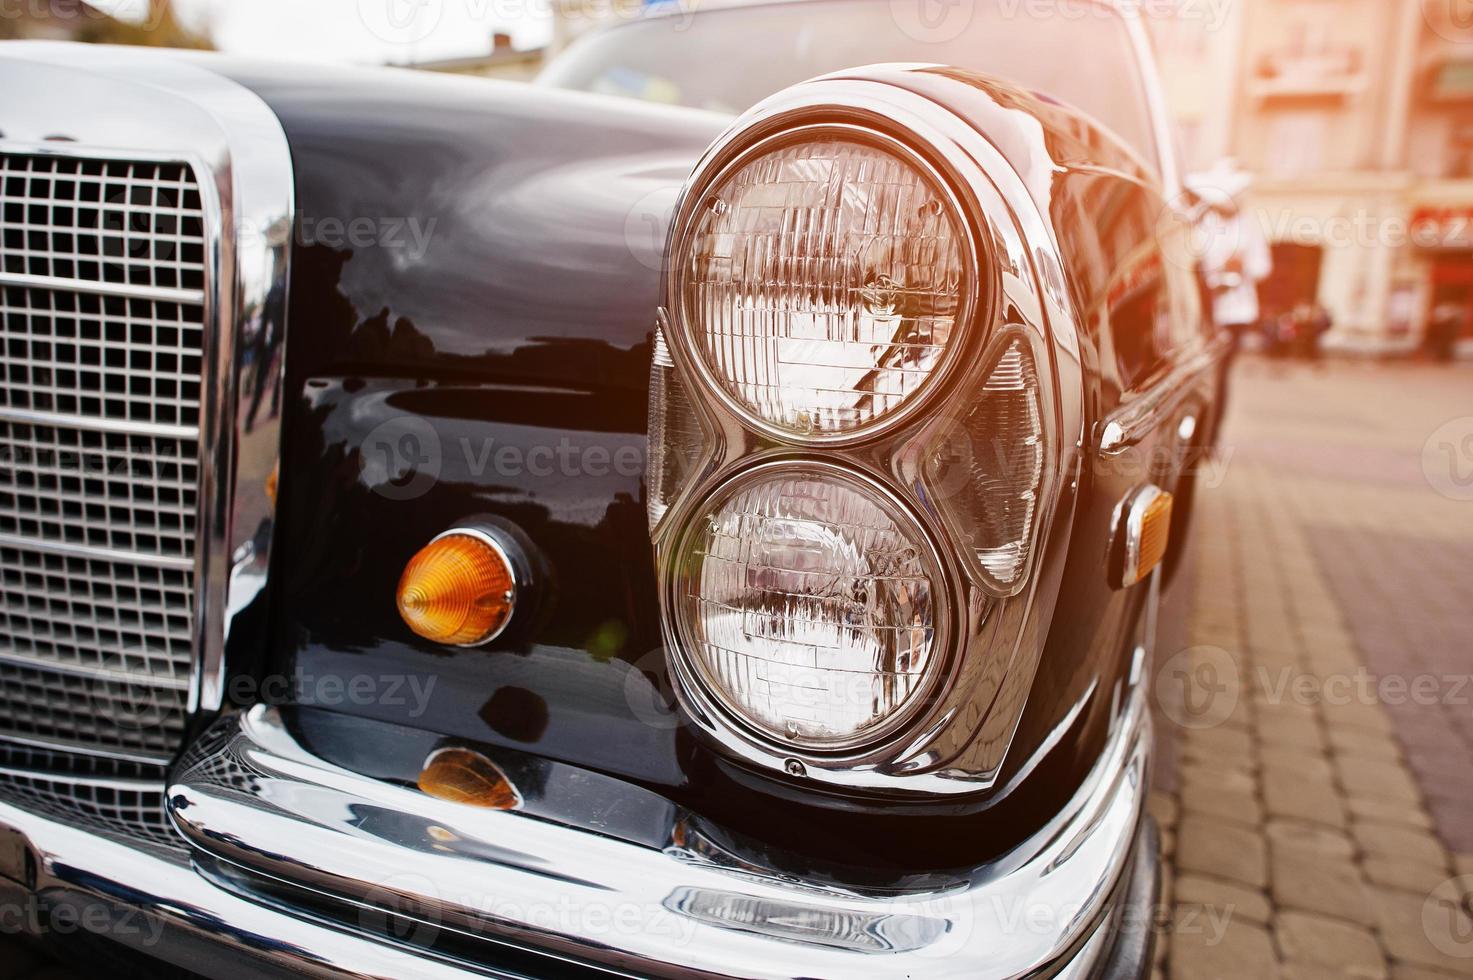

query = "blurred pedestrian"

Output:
[[1427, 301, 1463, 362]]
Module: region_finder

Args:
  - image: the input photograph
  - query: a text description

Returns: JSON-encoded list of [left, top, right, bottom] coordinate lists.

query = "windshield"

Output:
[[540, 0, 1157, 173]]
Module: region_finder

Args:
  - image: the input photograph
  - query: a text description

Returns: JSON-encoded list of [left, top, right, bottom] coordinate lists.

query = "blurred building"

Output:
[[407, 32, 546, 82], [0, 0, 210, 48], [1155, 0, 1473, 356]]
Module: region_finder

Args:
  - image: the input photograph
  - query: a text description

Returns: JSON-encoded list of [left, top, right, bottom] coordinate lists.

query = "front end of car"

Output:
[[0, 40, 1160, 980]]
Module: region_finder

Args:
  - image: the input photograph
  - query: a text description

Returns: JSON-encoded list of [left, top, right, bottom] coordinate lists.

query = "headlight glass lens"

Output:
[[681, 135, 966, 438], [675, 467, 940, 748]]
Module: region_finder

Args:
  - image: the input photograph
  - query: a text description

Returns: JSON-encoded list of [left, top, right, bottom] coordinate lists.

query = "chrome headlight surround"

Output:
[[651, 71, 1084, 797]]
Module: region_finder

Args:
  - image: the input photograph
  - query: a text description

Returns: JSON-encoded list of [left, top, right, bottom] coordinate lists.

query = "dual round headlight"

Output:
[[671, 464, 942, 749], [662, 126, 972, 751], [675, 128, 969, 442]]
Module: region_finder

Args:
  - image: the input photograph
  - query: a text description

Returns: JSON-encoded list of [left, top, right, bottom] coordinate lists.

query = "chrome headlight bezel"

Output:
[[663, 119, 984, 449], [650, 72, 1084, 798]]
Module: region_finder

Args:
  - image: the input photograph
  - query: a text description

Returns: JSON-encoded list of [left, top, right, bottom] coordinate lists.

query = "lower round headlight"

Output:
[[672, 464, 942, 750]]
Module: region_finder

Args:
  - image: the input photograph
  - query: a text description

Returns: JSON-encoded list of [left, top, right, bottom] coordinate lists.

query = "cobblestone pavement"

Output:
[[1152, 357, 1473, 980]]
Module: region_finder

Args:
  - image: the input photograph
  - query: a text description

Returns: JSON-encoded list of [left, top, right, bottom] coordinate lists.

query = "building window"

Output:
[[1266, 111, 1328, 175], [1448, 120, 1473, 178]]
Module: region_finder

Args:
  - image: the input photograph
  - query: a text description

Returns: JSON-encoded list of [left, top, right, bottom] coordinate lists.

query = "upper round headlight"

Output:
[[671, 463, 943, 750], [675, 127, 970, 441]]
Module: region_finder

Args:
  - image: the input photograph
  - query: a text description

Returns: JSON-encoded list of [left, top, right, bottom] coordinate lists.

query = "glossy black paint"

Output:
[[203, 58, 1220, 871]]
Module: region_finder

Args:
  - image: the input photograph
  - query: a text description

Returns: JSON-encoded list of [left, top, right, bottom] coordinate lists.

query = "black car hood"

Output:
[[211, 59, 728, 382]]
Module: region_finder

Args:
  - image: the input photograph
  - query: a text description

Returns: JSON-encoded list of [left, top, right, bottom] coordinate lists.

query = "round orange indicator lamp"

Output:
[[397, 530, 517, 646]]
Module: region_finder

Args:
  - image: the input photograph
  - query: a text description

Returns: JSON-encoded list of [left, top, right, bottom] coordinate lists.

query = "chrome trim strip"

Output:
[[0, 731, 169, 767], [167, 695, 1149, 978], [0, 532, 194, 570], [0, 43, 296, 724], [0, 767, 162, 793], [0, 269, 205, 305], [0, 406, 198, 440], [0, 801, 527, 980], [1097, 338, 1229, 454], [0, 648, 193, 690]]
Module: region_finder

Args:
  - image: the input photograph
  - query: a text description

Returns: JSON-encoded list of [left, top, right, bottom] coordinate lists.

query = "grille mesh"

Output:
[[0, 153, 206, 292], [0, 288, 205, 428], [0, 150, 207, 763]]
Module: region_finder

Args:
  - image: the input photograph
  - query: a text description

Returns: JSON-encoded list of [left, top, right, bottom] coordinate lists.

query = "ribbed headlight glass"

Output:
[[674, 466, 940, 748], [680, 135, 966, 439]]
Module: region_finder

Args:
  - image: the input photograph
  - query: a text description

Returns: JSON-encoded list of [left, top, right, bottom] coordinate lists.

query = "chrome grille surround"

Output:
[[0, 41, 295, 801], [0, 148, 210, 762]]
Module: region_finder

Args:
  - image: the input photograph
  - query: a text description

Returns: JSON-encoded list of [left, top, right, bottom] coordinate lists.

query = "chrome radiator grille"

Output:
[[0, 150, 209, 762]]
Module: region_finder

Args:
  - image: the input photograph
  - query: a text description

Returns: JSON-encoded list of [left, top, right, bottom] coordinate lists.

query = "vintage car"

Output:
[[0, 0, 1225, 976]]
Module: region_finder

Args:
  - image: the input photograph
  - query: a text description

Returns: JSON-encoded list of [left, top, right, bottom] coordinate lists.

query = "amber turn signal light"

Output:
[[397, 531, 516, 646], [417, 747, 522, 810], [1123, 487, 1174, 587]]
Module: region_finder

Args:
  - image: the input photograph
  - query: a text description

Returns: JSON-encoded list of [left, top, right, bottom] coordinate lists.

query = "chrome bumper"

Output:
[[0, 696, 1152, 979]]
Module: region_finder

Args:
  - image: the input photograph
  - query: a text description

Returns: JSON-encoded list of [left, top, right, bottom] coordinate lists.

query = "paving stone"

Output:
[[1260, 714, 1327, 749], [1180, 766, 1263, 826], [1323, 705, 1395, 738], [1390, 967, 1473, 980], [1371, 885, 1473, 976], [1262, 769, 1349, 828], [1329, 726, 1404, 764], [1267, 819, 1356, 859], [1169, 914, 1281, 980], [1175, 873, 1273, 923], [1355, 821, 1449, 866], [1178, 816, 1269, 888], [1339, 760, 1425, 804], [1286, 964, 1366, 980], [1364, 857, 1462, 898], [1260, 746, 1337, 784], [1425, 798, 1473, 855], [1180, 725, 1257, 764], [1271, 849, 1376, 925], [1276, 910, 1388, 978], [1347, 794, 1435, 830]]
